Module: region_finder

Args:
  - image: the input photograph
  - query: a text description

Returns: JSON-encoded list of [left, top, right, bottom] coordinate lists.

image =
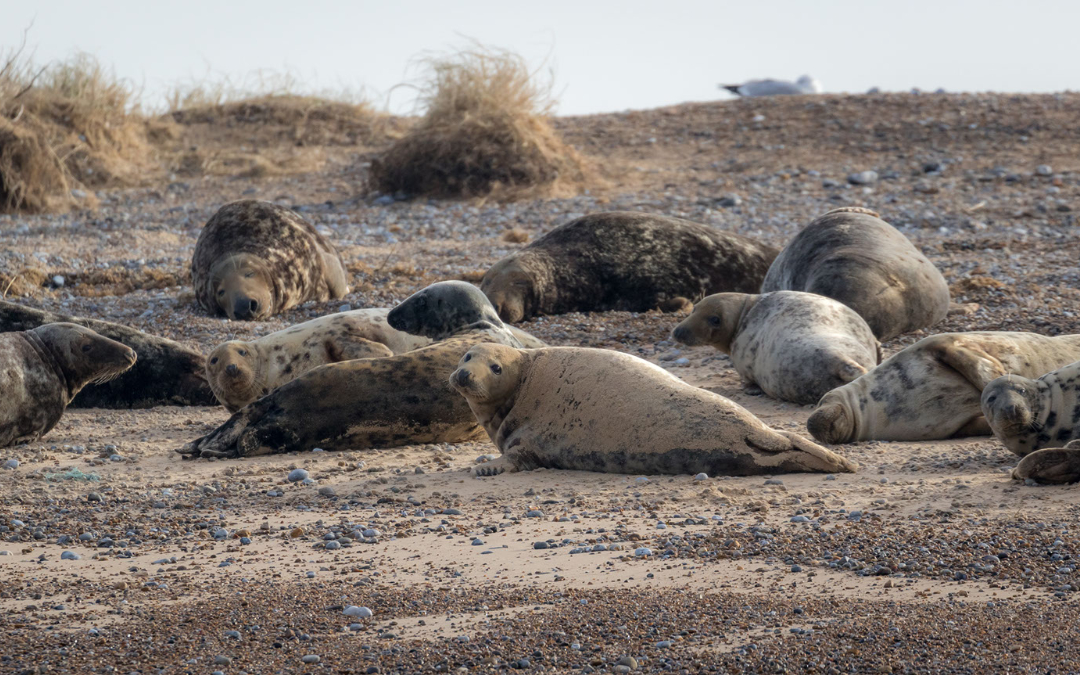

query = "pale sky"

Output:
[[3, 0, 1077, 115]]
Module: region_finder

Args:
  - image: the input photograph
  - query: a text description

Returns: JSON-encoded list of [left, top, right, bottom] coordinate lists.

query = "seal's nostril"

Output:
[[455, 370, 470, 387], [226, 364, 239, 376], [249, 299, 260, 313]]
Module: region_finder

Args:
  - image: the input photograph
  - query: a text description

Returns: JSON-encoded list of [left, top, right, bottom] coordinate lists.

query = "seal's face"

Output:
[[33, 323, 137, 390], [389, 281, 501, 339], [212, 259, 273, 321], [449, 344, 520, 405], [480, 259, 535, 324], [206, 341, 260, 410], [982, 377, 1036, 437], [671, 294, 744, 352], [806, 391, 856, 444]]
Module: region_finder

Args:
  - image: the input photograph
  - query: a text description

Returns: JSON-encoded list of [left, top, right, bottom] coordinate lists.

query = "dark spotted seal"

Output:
[[388, 280, 546, 347], [177, 285, 528, 459], [1012, 440, 1080, 484], [450, 344, 857, 476], [0, 323, 136, 447], [479, 212, 778, 323], [981, 360, 1080, 457], [0, 299, 214, 408], [808, 332, 1080, 444], [761, 207, 950, 340], [192, 200, 349, 320], [207, 308, 431, 412], [672, 291, 879, 405]]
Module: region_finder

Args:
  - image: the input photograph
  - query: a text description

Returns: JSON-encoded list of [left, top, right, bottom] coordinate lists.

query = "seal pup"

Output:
[[177, 286, 527, 459], [450, 344, 857, 477], [1011, 440, 1080, 485], [761, 207, 950, 340], [206, 308, 432, 412], [0, 323, 136, 447], [807, 332, 1080, 444], [981, 360, 1080, 456], [0, 300, 213, 408], [479, 212, 778, 323], [672, 291, 879, 405], [192, 200, 349, 320]]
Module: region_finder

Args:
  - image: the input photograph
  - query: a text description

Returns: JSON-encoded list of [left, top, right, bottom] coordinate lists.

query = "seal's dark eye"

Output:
[[707, 316, 721, 327], [986, 395, 996, 404], [464, 354, 472, 362], [217, 289, 225, 296], [239, 350, 247, 357], [210, 357, 219, 365], [490, 364, 502, 375], [81, 344, 92, 352], [244, 272, 254, 278]]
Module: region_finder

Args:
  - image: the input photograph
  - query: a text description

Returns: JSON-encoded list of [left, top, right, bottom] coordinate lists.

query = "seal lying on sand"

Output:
[[1012, 440, 1080, 484], [192, 200, 349, 320], [807, 332, 1080, 444], [761, 207, 950, 341], [480, 212, 778, 323], [672, 291, 879, 404], [450, 344, 857, 476], [981, 360, 1080, 456], [0, 300, 214, 408], [388, 280, 546, 348], [206, 309, 432, 412], [177, 283, 529, 459], [0, 323, 136, 447]]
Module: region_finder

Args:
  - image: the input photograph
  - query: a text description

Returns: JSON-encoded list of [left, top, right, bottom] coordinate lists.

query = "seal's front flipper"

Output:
[[472, 455, 517, 477], [328, 337, 394, 363], [931, 341, 1007, 391], [1013, 442, 1080, 484]]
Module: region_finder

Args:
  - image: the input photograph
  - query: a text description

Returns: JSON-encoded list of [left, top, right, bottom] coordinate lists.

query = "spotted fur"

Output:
[[479, 212, 778, 323], [807, 332, 1080, 444], [388, 281, 546, 347], [761, 207, 950, 340], [673, 291, 879, 405], [982, 359, 1080, 457], [0, 324, 136, 447], [450, 344, 857, 476], [192, 200, 348, 320]]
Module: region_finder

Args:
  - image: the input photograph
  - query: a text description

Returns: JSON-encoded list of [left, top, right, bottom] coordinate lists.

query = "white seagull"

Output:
[[720, 75, 823, 97]]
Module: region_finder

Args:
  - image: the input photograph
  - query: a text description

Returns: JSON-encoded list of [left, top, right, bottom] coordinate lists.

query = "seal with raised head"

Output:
[[0, 300, 214, 408], [807, 332, 1080, 444], [672, 290, 879, 404], [761, 207, 950, 341], [1012, 440, 1080, 485], [177, 284, 527, 459], [0, 323, 136, 447], [192, 200, 349, 320], [207, 308, 432, 412], [479, 212, 778, 323], [450, 344, 858, 476], [981, 360, 1080, 457], [387, 280, 546, 347]]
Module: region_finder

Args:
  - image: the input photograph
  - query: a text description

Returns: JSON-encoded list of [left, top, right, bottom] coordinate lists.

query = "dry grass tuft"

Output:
[[0, 268, 48, 298], [367, 46, 593, 200], [0, 45, 154, 212], [501, 227, 529, 243]]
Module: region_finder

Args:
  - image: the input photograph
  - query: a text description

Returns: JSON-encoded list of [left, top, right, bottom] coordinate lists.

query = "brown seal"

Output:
[[0, 299, 213, 408], [0, 323, 136, 447], [761, 207, 950, 340], [672, 291, 879, 404], [207, 308, 431, 412], [479, 212, 778, 322], [192, 200, 349, 320], [807, 332, 1080, 444], [449, 344, 857, 476]]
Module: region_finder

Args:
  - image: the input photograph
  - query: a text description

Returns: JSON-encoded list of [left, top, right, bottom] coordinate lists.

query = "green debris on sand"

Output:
[[44, 467, 100, 482]]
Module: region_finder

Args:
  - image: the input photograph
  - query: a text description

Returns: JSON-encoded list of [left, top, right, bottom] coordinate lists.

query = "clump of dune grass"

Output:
[[367, 46, 592, 200], [0, 44, 155, 212]]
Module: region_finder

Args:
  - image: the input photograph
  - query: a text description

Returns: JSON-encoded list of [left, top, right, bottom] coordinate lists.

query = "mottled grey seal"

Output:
[[177, 286, 528, 459], [0, 323, 136, 447], [192, 200, 349, 320], [479, 212, 778, 323], [207, 308, 432, 412], [449, 344, 858, 476], [388, 280, 546, 347], [761, 207, 950, 341], [807, 332, 1080, 444], [0, 300, 214, 408], [672, 291, 879, 405], [1011, 440, 1080, 484], [981, 360, 1080, 457]]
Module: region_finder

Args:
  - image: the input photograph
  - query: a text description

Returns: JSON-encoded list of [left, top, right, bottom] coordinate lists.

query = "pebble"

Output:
[[2, 459, 18, 470], [635, 547, 653, 557], [301, 655, 321, 664], [1037, 164, 1053, 176], [693, 473, 708, 481], [287, 469, 309, 482], [61, 551, 80, 560], [847, 170, 878, 185], [344, 605, 373, 618]]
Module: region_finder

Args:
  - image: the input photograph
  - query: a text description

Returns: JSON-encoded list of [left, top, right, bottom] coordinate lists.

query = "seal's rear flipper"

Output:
[[1013, 442, 1080, 484], [778, 431, 859, 473]]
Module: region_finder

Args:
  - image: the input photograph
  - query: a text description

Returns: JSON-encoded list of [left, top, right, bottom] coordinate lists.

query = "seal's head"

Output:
[[210, 255, 274, 321], [31, 323, 137, 395], [206, 341, 262, 412], [671, 293, 754, 352], [981, 375, 1038, 440], [449, 344, 523, 406], [389, 281, 502, 340], [480, 258, 537, 324], [806, 390, 856, 444]]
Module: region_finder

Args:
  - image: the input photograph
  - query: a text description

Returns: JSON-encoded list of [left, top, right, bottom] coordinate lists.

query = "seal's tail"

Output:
[[780, 431, 859, 473]]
